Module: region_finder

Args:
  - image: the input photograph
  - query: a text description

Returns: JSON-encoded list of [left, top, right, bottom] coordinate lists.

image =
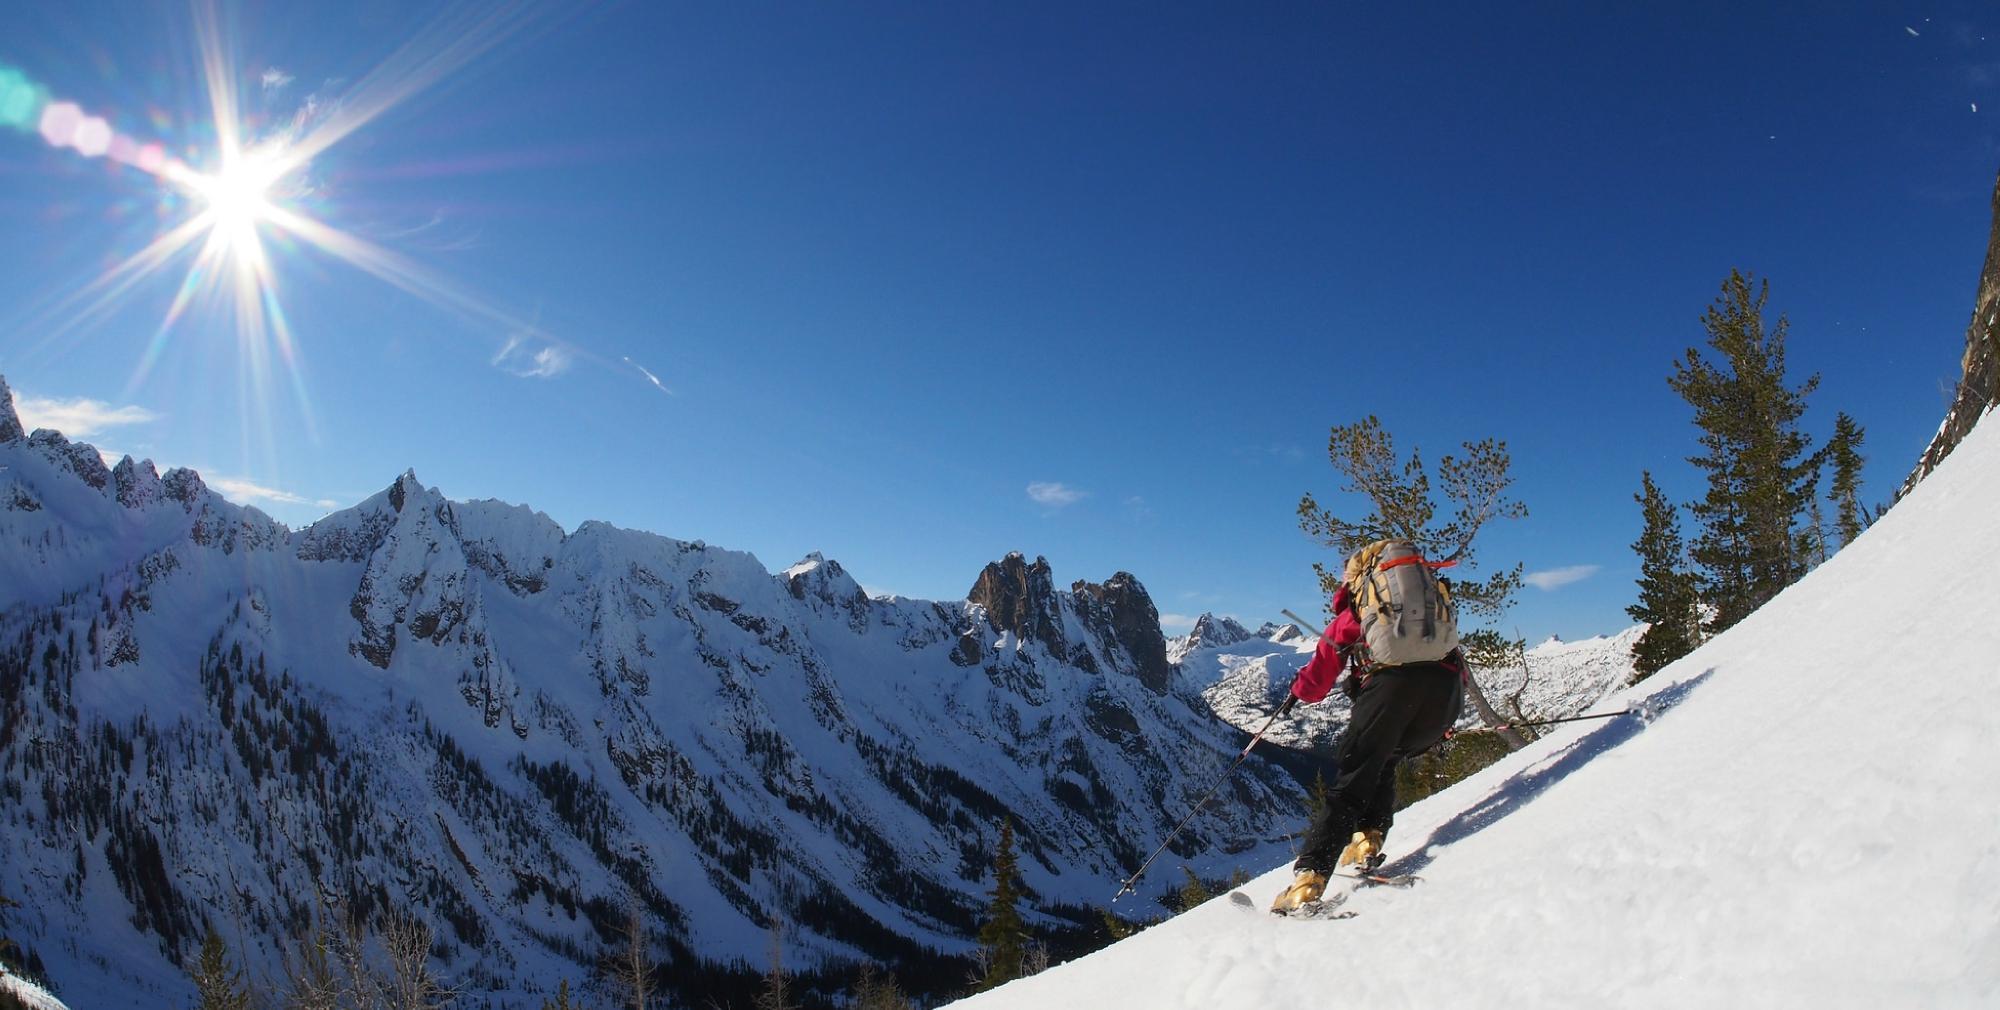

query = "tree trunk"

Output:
[[1463, 670, 1531, 751]]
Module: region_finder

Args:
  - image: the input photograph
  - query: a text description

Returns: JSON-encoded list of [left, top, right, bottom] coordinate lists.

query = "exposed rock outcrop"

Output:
[[0, 375, 21, 444], [968, 553, 1068, 656], [1906, 168, 2000, 492], [1071, 572, 1171, 695]]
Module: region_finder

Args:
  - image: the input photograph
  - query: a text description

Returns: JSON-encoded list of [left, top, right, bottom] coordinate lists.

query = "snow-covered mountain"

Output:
[[0, 376, 1308, 1008], [952, 420, 2000, 1007]]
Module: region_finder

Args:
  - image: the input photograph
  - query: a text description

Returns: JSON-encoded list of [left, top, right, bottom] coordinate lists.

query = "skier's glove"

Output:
[[1277, 695, 1298, 718], [1339, 674, 1363, 701]]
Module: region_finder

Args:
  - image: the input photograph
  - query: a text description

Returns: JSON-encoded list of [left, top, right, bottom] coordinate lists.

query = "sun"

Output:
[[188, 146, 287, 264]]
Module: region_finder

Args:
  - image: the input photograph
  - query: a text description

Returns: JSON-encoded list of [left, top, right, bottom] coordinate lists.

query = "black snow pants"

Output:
[[1295, 662, 1463, 874]]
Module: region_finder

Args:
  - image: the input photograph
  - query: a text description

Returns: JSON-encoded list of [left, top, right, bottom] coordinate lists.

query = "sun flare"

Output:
[[197, 153, 279, 238]]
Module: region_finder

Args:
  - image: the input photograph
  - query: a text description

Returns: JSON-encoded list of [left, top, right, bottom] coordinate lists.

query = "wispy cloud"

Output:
[[1027, 481, 1086, 508], [14, 395, 158, 438], [261, 67, 295, 91], [493, 334, 573, 378], [211, 476, 339, 511], [1235, 443, 1307, 464], [1158, 612, 1198, 633], [1524, 564, 1602, 591], [624, 356, 673, 395]]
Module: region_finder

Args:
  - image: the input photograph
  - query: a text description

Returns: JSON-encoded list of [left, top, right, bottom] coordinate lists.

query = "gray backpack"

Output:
[[1349, 539, 1460, 669]]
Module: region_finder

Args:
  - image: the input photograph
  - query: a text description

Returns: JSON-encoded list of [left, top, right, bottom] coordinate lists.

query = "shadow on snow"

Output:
[[1386, 667, 1716, 878]]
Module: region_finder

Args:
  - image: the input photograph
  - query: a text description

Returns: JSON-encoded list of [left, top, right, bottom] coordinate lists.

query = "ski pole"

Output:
[[1113, 697, 1295, 901], [1491, 709, 1625, 732], [1280, 608, 1323, 638]]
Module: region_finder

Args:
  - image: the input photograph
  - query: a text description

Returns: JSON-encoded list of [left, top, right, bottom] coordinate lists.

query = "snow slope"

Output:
[[955, 414, 2000, 1008]]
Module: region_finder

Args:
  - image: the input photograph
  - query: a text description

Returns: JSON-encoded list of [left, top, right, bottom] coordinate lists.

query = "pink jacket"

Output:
[[1290, 585, 1362, 704]]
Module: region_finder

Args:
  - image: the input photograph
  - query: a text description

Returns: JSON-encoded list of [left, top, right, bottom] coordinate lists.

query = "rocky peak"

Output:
[[160, 467, 209, 508], [785, 552, 865, 605], [26, 430, 111, 491], [1186, 613, 1253, 652], [968, 552, 1067, 656], [112, 456, 164, 509], [1070, 571, 1171, 695], [0, 374, 21, 444], [387, 470, 423, 513]]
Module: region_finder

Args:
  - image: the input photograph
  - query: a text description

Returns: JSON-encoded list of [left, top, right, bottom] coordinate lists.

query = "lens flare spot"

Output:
[[38, 100, 81, 147], [0, 68, 43, 129], [72, 115, 113, 157]]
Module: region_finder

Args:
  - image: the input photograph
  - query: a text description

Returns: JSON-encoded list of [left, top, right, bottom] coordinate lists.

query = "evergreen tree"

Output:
[[0, 891, 19, 971], [541, 980, 587, 1010], [1303, 769, 1332, 826], [190, 926, 250, 1010], [1627, 471, 1703, 682], [973, 819, 1027, 992], [1827, 411, 1868, 547], [1667, 270, 1822, 632], [1174, 867, 1213, 914]]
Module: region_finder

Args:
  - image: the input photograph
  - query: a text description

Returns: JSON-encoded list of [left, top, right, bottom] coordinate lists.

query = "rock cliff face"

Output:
[[0, 376, 1302, 1010], [1070, 572, 1172, 694], [967, 553, 1172, 694], [1907, 168, 2000, 492], [967, 552, 1068, 655]]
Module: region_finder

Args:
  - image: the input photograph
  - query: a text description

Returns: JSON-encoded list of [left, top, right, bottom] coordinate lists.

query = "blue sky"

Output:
[[1, 1, 1995, 643]]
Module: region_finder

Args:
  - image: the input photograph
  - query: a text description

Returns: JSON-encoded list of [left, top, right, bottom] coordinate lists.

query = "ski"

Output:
[[1228, 871, 1419, 920]]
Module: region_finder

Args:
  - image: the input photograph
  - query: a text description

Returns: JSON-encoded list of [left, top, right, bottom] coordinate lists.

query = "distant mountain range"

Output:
[[0, 375, 1318, 1008]]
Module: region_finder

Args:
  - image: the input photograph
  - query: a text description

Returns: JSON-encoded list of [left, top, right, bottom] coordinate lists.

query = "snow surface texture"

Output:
[[955, 417, 2000, 1008], [0, 381, 1310, 1007]]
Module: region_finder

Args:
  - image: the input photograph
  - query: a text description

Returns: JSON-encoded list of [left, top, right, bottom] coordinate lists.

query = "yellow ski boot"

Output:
[[1336, 829, 1386, 874], [1269, 869, 1328, 914]]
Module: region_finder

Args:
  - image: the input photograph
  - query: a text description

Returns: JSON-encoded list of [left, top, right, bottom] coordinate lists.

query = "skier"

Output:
[[1272, 541, 1466, 913]]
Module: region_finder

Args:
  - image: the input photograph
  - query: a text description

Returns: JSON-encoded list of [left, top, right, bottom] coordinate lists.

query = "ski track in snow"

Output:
[[954, 415, 2000, 1008]]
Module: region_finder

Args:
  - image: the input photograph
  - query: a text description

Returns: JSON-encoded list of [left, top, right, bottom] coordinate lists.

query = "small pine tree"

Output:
[[1627, 471, 1703, 682], [542, 979, 586, 1010], [852, 963, 916, 1010], [1303, 769, 1331, 826], [973, 819, 1027, 992], [190, 925, 250, 1010], [1174, 867, 1213, 914], [1826, 411, 1868, 547], [0, 890, 20, 972]]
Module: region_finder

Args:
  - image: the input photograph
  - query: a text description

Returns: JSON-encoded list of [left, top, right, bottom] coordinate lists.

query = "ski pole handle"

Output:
[[1277, 695, 1298, 719]]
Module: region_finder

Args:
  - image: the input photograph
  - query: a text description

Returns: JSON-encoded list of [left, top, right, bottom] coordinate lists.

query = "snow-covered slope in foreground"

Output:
[[957, 416, 2000, 1008]]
